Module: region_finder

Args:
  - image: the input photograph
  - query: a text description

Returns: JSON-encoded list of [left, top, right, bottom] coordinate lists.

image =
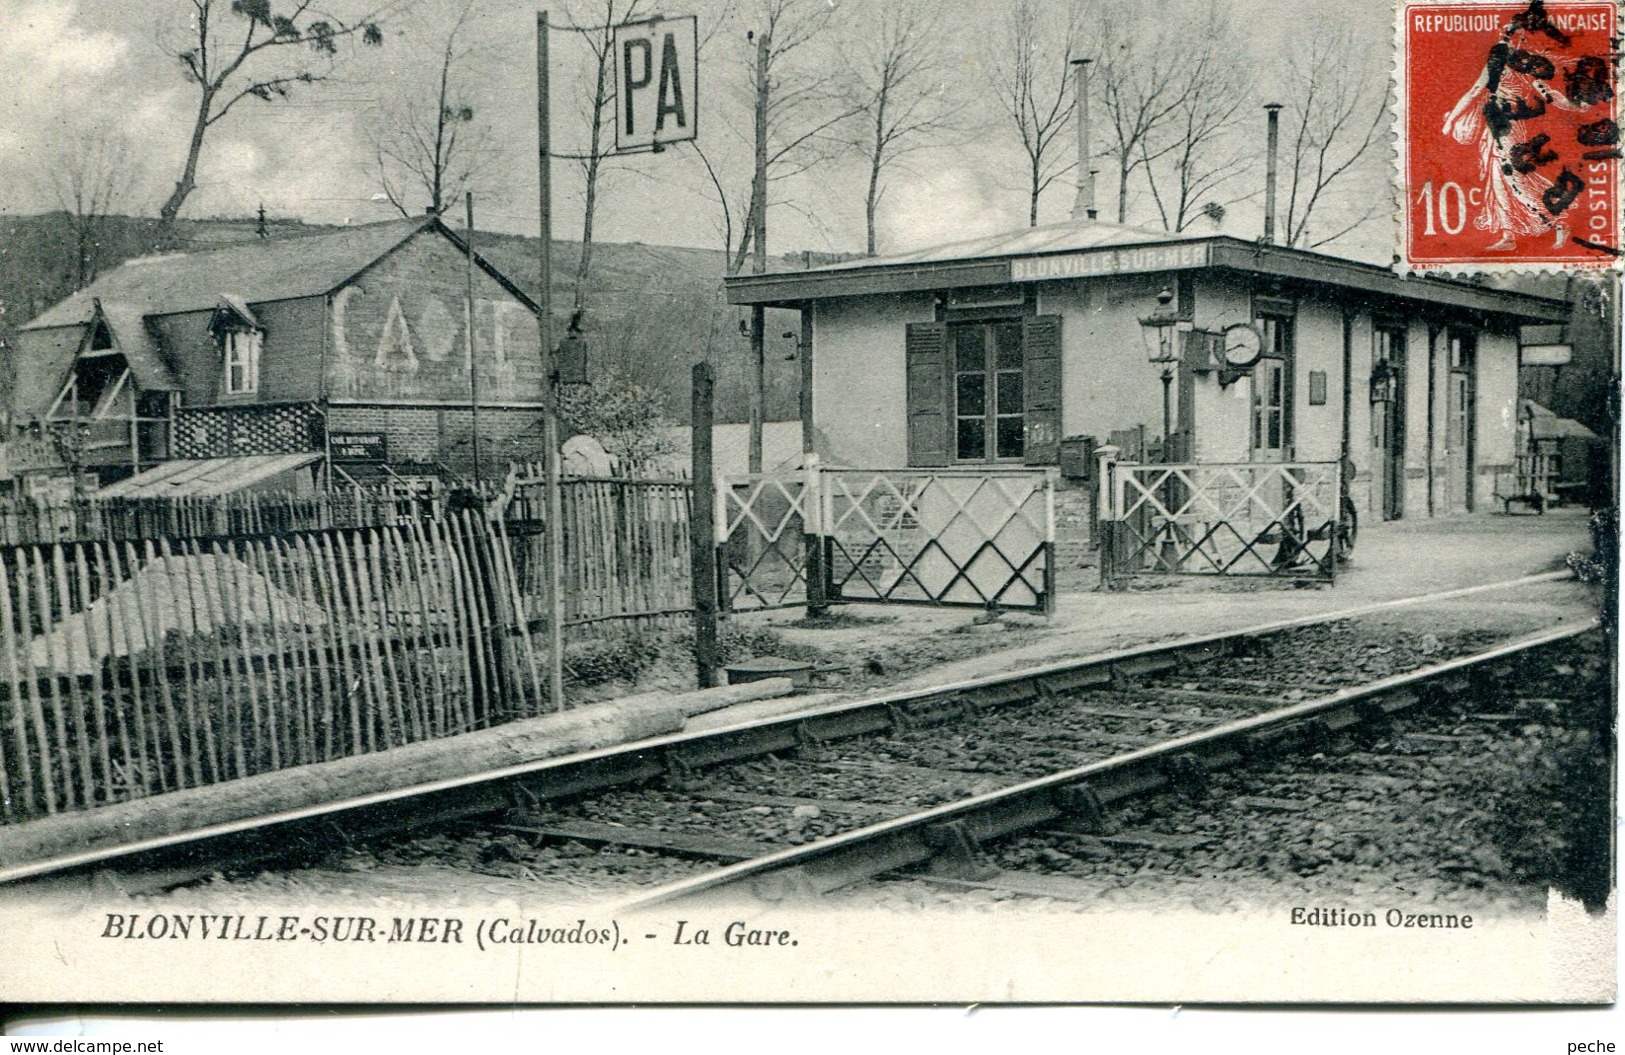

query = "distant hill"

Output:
[[0, 212, 805, 425]]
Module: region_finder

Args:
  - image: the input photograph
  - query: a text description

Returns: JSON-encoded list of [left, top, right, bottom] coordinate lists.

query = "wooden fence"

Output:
[[505, 477, 693, 637], [0, 490, 436, 546], [0, 511, 541, 824]]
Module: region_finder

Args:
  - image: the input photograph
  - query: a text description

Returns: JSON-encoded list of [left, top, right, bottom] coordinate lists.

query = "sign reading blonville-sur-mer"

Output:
[[1010, 243, 1212, 282]]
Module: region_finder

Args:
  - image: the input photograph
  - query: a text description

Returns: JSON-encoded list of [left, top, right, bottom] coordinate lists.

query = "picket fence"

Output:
[[505, 475, 693, 636], [0, 490, 432, 546]]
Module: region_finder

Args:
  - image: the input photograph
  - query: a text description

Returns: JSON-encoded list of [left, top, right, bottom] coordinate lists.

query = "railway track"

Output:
[[0, 573, 1597, 900], [609, 620, 1601, 911]]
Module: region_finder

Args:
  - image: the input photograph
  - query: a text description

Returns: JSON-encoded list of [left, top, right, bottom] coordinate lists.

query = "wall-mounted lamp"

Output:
[[1138, 287, 1193, 457]]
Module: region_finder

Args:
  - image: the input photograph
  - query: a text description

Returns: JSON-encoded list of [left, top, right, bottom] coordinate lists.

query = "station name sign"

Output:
[[1010, 243, 1211, 282]]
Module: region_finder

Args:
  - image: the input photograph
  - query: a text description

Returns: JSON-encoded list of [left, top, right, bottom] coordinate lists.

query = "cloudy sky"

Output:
[[0, 0, 1396, 262]]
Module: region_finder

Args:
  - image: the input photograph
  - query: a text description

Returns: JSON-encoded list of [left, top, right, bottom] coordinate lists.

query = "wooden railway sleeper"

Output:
[[791, 720, 837, 762], [920, 820, 999, 881], [505, 782, 543, 812], [1349, 700, 1395, 747], [663, 751, 698, 791], [1051, 782, 1119, 835], [1162, 753, 1209, 799]]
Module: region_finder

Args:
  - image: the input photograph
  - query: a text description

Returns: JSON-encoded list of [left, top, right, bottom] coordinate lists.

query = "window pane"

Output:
[[996, 371, 1023, 414], [994, 323, 1022, 369], [956, 419, 985, 460], [996, 417, 1024, 459], [1269, 410, 1282, 450], [956, 373, 986, 415], [955, 329, 983, 372]]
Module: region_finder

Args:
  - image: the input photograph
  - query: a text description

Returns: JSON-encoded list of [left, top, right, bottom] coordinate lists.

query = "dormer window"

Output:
[[208, 295, 263, 397], [224, 329, 261, 394]]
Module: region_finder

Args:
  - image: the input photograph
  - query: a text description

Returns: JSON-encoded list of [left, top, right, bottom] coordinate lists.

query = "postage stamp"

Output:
[[1398, 0, 1622, 269]]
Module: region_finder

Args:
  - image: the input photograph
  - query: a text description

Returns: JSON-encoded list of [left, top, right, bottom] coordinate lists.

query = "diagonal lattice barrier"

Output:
[[1100, 460, 1344, 585], [718, 464, 1054, 614]]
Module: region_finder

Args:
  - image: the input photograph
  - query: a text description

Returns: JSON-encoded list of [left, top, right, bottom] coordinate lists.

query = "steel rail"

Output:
[[0, 569, 1584, 886], [611, 619, 1600, 911]]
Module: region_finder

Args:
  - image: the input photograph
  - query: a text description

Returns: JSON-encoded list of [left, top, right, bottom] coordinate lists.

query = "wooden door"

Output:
[[1372, 328, 1406, 521], [1445, 333, 1475, 513]]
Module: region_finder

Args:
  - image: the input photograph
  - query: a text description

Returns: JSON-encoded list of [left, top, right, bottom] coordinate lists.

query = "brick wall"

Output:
[[1052, 476, 1097, 591], [326, 403, 546, 474]]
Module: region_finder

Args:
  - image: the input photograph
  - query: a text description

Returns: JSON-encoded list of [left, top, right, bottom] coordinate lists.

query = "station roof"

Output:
[[724, 218, 1571, 323]]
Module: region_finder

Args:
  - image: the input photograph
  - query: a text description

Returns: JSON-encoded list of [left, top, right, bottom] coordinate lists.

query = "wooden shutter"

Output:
[[1022, 314, 1062, 465], [906, 322, 950, 467]]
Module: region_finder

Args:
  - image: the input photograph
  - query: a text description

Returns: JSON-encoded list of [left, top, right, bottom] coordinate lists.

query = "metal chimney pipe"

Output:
[[1264, 102, 1283, 244], [1071, 58, 1097, 221]]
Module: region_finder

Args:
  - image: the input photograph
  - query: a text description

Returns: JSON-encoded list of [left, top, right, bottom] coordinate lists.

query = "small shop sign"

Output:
[[330, 431, 389, 463]]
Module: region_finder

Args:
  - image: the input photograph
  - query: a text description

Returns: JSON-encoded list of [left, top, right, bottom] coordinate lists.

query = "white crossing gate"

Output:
[[1098, 456, 1348, 585], [718, 462, 1054, 614]]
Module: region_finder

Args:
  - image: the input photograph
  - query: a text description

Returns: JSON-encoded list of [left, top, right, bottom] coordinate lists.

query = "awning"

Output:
[[97, 452, 322, 498]]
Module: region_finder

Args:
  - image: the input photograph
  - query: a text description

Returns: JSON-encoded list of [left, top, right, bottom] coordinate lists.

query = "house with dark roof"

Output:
[[4, 214, 543, 494], [726, 215, 1571, 524]]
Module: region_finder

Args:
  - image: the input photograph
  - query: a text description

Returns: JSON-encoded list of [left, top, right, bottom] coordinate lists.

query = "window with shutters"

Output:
[[952, 321, 1024, 461], [906, 315, 1060, 467]]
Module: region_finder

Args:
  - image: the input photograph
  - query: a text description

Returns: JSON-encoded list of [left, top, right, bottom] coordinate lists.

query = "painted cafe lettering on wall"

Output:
[[1009, 243, 1213, 282]]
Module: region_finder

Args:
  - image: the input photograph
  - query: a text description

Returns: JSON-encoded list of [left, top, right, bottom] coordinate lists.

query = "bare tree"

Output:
[[158, 0, 385, 224], [1277, 25, 1386, 249], [1137, 12, 1253, 233], [1093, 18, 1199, 225], [693, 0, 856, 276], [560, 0, 653, 315], [988, 0, 1083, 227], [375, 0, 493, 218], [42, 130, 140, 289], [845, 2, 959, 254]]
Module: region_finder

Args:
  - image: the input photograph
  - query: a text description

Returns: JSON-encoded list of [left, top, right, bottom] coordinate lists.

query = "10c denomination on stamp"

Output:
[[1398, 0, 1621, 269]]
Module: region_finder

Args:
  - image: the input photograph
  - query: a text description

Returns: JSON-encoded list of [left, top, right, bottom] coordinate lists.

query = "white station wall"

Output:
[[811, 292, 933, 468], [1038, 273, 1171, 445]]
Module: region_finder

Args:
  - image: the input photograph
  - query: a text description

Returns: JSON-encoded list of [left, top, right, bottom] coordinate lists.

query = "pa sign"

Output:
[[615, 15, 698, 152]]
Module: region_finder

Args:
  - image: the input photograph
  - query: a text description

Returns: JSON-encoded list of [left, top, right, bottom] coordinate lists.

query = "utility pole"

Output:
[[748, 30, 769, 474], [464, 191, 483, 485], [537, 11, 566, 710]]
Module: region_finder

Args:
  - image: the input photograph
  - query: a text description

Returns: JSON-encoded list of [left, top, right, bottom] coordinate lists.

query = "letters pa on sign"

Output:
[[614, 14, 698, 153]]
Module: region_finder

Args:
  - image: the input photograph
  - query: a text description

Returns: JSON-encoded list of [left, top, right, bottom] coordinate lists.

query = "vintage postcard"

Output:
[[0, 0, 1616, 1007]]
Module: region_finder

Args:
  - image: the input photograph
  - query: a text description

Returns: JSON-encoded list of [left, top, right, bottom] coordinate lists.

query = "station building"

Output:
[[724, 218, 1571, 525]]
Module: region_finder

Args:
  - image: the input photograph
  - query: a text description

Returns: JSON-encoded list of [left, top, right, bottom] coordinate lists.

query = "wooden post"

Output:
[[748, 31, 768, 474], [538, 12, 567, 711], [690, 362, 720, 688], [465, 191, 483, 486], [803, 453, 828, 617]]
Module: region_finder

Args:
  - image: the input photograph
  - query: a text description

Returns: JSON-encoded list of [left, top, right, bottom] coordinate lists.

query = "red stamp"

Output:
[[1400, 0, 1621, 268]]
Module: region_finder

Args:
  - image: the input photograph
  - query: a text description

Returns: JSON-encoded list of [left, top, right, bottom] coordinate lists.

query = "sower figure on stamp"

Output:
[[1441, 7, 1608, 250]]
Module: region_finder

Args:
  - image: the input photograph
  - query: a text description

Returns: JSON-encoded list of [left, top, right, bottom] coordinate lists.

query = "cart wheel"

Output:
[[1273, 504, 1307, 570], [1336, 495, 1358, 563]]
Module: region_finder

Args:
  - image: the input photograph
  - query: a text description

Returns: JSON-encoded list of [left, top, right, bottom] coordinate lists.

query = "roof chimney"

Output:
[[1071, 58, 1097, 222], [1263, 103, 1283, 244]]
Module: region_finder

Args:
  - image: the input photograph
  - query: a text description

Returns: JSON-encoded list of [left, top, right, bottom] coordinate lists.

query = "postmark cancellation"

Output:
[[1397, 0, 1622, 270]]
